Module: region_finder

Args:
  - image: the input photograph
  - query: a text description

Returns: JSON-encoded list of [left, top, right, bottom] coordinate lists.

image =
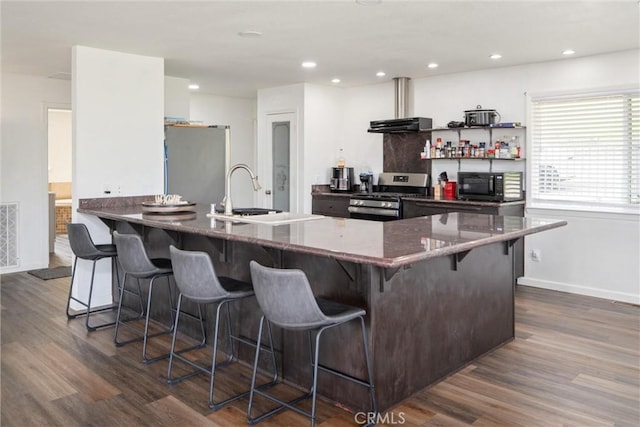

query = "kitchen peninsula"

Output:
[[79, 196, 566, 411]]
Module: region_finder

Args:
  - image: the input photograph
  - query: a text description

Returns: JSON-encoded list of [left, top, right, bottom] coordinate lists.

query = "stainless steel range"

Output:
[[348, 172, 430, 221]]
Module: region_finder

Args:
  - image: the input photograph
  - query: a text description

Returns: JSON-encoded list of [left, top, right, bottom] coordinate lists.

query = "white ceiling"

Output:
[[2, 0, 638, 98]]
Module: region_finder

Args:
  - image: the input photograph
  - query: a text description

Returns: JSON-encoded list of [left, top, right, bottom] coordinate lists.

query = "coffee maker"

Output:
[[359, 173, 374, 193], [330, 167, 354, 192]]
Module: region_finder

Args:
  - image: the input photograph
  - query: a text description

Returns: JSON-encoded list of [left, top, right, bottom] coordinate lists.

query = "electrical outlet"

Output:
[[116, 184, 121, 195], [531, 249, 541, 262]]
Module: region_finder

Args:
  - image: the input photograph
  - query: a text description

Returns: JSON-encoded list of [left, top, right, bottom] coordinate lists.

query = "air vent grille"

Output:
[[0, 203, 19, 268]]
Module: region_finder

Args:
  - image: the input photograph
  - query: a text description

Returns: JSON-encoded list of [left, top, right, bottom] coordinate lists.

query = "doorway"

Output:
[[261, 112, 298, 213], [47, 107, 73, 266]]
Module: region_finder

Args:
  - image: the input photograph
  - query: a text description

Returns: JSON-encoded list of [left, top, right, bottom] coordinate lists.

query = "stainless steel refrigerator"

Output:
[[164, 125, 229, 204]]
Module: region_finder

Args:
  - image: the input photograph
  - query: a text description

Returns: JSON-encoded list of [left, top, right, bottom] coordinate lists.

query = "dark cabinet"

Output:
[[311, 194, 350, 218]]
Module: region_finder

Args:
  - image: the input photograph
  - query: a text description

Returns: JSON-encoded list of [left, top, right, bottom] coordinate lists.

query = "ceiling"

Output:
[[2, 0, 638, 98]]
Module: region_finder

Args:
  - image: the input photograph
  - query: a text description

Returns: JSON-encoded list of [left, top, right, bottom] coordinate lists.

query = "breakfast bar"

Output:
[[78, 196, 566, 411]]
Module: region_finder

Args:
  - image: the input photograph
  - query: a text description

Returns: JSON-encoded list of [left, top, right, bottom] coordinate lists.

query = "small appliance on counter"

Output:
[[457, 172, 523, 201], [330, 167, 355, 192], [359, 173, 374, 193], [464, 105, 501, 127]]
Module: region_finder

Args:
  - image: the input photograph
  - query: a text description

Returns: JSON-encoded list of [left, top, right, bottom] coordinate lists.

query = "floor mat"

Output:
[[27, 266, 71, 280]]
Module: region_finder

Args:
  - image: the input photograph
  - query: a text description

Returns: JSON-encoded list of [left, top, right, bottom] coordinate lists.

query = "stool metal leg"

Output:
[[114, 274, 153, 347], [209, 299, 278, 410], [85, 256, 121, 331], [66, 255, 118, 331], [167, 295, 207, 384], [166, 297, 274, 411], [142, 274, 175, 364], [248, 317, 376, 427], [248, 318, 298, 425]]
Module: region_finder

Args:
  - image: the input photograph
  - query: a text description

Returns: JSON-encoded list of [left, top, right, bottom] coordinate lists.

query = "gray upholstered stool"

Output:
[[113, 231, 196, 364], [167, 246, 277, 410], [66, 223, 120, 331], [247, 261, 377, 427]]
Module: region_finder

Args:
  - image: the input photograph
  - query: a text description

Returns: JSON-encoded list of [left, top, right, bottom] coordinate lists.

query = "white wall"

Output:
[[342, 81, 394, 184], [303, 84, 346, 212], [48, 109, 72, 183], [1, 73, 71, 272], [190, 93, 257, 208], [164, 76, 190, 120], [73, 46, 165, 306]]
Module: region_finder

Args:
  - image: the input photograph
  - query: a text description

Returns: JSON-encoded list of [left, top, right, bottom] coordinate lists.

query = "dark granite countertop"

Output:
[[312, 191, 525, 206], [79, 197, 564, 269]]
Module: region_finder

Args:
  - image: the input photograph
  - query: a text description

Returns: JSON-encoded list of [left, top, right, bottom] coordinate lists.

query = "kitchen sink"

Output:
[[208, 211, 325, 225], [232, 208, 281, 216]]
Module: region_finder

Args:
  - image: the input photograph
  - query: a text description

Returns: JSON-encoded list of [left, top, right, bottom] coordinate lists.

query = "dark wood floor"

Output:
[[1, 237, 638, 426]]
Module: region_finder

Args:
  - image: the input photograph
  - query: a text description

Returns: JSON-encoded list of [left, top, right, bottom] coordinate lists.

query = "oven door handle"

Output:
[[348, 206, 400, 217]]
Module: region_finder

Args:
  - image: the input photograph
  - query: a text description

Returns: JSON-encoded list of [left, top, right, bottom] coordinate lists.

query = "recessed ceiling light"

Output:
[[238, 30, 262, 38], [188, 84, 199, 90], [427, 63, 439, 69], [490, 54, 502, 60], [331, 78, 341, 84], [302, 61, 317, 68], [356, 0, 382, 5], [563, 49, 575, 55], [376, 71, 386, 77]]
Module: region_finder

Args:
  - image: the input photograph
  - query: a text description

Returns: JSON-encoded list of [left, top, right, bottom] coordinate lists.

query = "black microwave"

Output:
[[457, 172, 523, 202]]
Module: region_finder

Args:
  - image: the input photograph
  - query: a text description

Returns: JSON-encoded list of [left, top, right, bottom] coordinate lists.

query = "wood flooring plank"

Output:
[[1, 341, 77, 402], [146, 395, 220, 426], [33, 341, 121, 402], [441, 372, 614, 427]]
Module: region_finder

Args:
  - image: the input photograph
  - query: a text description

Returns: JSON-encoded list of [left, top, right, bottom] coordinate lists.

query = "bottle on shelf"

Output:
[[423, 139, 431, 159]]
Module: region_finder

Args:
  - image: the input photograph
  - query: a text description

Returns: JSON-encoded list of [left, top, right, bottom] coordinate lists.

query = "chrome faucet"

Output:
[[222, 163, 261, 215]]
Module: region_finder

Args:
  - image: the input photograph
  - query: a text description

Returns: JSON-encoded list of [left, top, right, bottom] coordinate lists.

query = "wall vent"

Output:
[[0, 203, 19, 268]]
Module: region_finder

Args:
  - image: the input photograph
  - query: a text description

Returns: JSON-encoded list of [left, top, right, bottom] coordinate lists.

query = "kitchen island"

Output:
[[79, 196, 566, 411]]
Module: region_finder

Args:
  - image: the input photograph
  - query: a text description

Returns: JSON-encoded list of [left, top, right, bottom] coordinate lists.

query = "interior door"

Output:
[[261, 112, 298, 212]]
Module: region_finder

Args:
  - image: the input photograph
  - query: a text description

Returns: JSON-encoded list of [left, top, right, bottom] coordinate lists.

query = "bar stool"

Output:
[[66, 223, 120, 331], [167, 246, 277, 410], [247, 261, 377, 427], [112, 231, 184, 364]]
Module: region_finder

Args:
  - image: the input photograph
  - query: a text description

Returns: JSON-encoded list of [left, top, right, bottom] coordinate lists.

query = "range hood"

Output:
[[368, 117, 432, 133], [368, 77, 432, 133]]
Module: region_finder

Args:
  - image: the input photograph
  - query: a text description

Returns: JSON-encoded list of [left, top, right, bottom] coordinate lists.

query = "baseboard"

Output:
[[517, 277, 640, 305], [1, 262, 47, 275]]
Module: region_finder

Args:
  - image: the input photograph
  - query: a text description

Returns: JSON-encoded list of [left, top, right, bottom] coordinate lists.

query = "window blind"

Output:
[[530, 91, 639, 210]]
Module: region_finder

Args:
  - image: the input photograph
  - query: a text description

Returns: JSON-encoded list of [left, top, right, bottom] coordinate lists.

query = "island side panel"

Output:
[[370, 240, 514, 410]]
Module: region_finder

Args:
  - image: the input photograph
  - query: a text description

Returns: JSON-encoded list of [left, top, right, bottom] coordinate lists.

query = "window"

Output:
[[530, 90, 639, 212]]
